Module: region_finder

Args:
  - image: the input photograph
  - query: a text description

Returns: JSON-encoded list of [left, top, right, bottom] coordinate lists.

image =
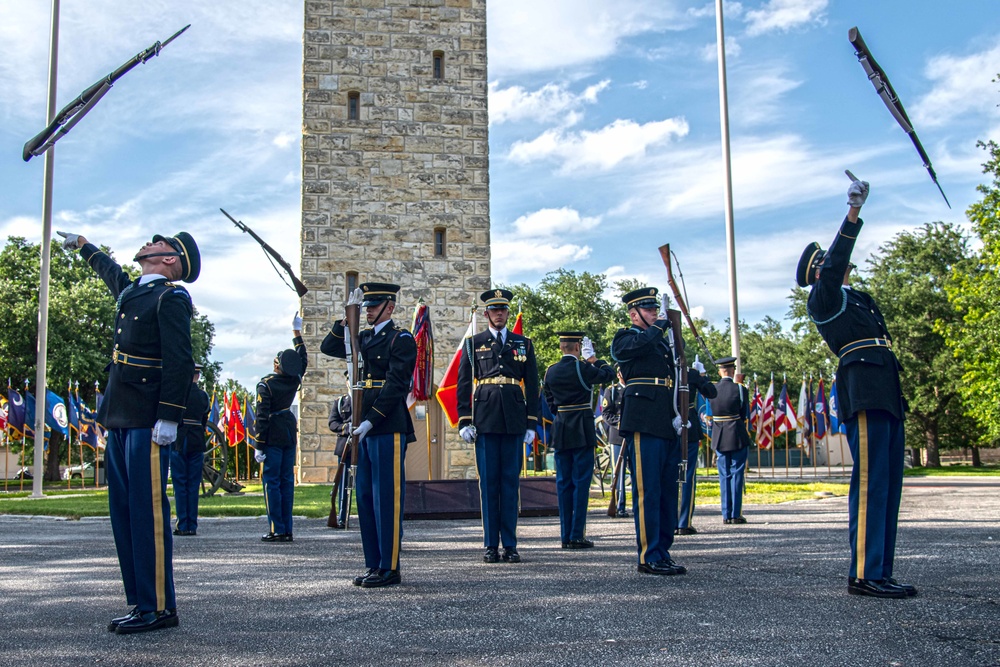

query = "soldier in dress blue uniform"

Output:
[[457, 288, 539, 564], [172, 364, 210, 537], [797, 176, 916, 599], [611, 287, 713, 576], [600, 367, 631, 518], [253, 313, 307, 543], [709, 357, 751, 525], [327, 380, 353, 529], [543, 332, 615, 549], [321, 283, 416, 588], [676, 356, 718, 535], [60, 229, 199, 634]]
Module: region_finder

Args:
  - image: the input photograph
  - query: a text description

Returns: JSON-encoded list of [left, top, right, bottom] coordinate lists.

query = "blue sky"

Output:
[[2, 1, 999, 390]]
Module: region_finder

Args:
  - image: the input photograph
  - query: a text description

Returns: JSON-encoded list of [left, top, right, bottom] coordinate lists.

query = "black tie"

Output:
[[496, 331, 504, 346]]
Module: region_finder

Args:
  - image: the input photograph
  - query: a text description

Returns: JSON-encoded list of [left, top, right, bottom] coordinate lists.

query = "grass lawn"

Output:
[[904, 465, 1000, 476], [0, 477, 849, 519]]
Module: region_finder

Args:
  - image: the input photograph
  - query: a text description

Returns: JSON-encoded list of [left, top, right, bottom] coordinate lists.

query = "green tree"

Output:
[[866, 223, 975, 466], [943, 136, 1000, 450], [0, 238, 219, 479]]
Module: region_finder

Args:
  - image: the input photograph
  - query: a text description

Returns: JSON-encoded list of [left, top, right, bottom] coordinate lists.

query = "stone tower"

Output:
[[298, 0, 489, 483]]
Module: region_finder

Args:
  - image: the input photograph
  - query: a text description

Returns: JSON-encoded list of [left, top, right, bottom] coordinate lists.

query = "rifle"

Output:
[[658, 244, 717, 367], [607, 441, 626, 517], [23, 25, 190, 162], [326, 411, 353, 529], [341, 302, 364, 528], [220, 209, 309, 297], [848, 26, 950, 208]]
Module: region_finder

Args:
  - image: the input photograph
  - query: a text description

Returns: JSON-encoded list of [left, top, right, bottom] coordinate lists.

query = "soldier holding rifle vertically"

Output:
[[676, 355, 717, 535], [59, 229, 199, 634], [797, 176, 916, 599], [709, 356, 750, 525], [321, 283, 416, 588], [457, 289, 539, 564], [611, 287, 711, 576]]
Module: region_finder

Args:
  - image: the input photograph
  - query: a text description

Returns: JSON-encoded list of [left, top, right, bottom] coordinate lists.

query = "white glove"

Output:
[[352, 419, 373, 441], [347, 287, 364, 307], [56, 230, 81, 250], [692, 355, 705, 374], [460, 425, 476, 443], [580, 336, 595, 360], [292, 310, 303, 330], [151, 420, 178, 446], [254, 450, 267, 463], [672, 416, 689, 436], [524, 429, 535, 446], [847, 178, 870, 207], [658, 293, 669, 320]]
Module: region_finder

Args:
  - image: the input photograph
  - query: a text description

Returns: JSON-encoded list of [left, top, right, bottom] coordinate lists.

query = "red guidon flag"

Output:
[[226, 392, 246, 446], [407, 302, 434, 408], [435, 314, 475, 428]]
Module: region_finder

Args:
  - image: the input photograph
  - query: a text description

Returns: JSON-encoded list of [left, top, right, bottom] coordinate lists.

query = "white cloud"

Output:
[[512, 207, 602, 236], [912, 41, 1000, 127], [487, 0, 683, 76], [273, 132, 295, 148], [687, 1, 745, 20], [491, 241, 591, 281], [699, 36, 742, 62], [730, 64, 803, 125], [488, 80, 609, 127], [744, 0, 828, 36], [507, 117, 690, 172]]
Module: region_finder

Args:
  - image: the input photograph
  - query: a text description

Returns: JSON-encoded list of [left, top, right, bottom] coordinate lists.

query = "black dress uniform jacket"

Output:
[[611, 319, 679, 441], [327, 394, 352, 458], [256, 336, 307, 449], [543, 356, 615, 451], [709, 377, 751, 453], [686, 369, 718, 442], [600, 383, 625, 445], [81, 244, 194, 428], [808, 216, 905, 421], [176, 383, 210, 454], [456, 329, 539, 435], [321, 320, 417, 443]]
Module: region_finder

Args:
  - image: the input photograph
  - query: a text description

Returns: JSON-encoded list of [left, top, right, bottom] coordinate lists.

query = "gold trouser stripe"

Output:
[[856, 411, 869, 579], [634, 434, 648, 564], [392, 432, 402, 570], [150, 441, 166, 611]]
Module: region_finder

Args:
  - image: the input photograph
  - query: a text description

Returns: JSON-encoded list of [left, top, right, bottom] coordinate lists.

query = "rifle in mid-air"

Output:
[[23, 25, 190, 162], [220, 208, 309, 297], [848, 26, 950, 208]]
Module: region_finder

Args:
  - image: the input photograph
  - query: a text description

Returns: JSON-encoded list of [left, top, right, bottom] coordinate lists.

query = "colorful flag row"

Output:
[[4, 380, 105, 448], [749, 375, 847, 449]]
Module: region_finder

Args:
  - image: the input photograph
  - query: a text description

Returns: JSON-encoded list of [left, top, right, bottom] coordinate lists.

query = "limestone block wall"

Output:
[[298, 0, 489, 482]]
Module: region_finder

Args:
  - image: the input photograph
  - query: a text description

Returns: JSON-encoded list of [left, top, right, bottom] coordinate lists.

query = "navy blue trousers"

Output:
[[107, 428, 175, 612], [677, 438, 700, 529], [717, 447, 747, 520], [170, 448, 204, 533], [356, 432, 406, 571], [846, 409, 905, 581], [555, 446, 595, 543], [475, 432, 522, 549], [628, 432, 681, 565], [336, 449, 352, 527], [262, 445, 296, 536], [611, 441, 632, 514]]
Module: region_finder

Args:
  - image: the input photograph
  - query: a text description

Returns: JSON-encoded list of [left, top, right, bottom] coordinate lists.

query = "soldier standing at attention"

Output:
[[611, 287, 712, 576], [457, 289, 539, 564], [708, 357, 750, 525], [544, 333, 616, 549], [676, 356, 717, 535], [321, 284, 416, 588], [253, 313, 308, 543], [601, 367, 630, 518], [172, 364, 210, 537], [59, 229, 199, 634], [797, 176, 916, 599]]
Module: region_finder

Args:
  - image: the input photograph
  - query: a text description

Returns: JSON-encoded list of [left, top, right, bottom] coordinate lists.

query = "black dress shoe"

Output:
[[731, 516, 747, 524], [174, 529, 196, 536], [885, 578, 918, 597], [723, 518, 733, 524], [278, 533, 293, 542], [172, 528, 182, 536], [847, 577, 907, 599], [564, 538, 595, 549], [675, 526, 697, 535], [353, 568, 379, 586], [483, 547, 500, 563], [361, 569, 401, 588], [637, 560, 685, 576], [115, 609, 179, 635], [617, 510, 630, 518], [107, 607, 139, 632], [501, 547, 521, 563], [261, 532, 279, 542]]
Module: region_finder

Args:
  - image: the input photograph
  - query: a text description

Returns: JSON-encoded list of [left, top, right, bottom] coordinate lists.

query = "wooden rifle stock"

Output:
[[607, 445, 625, 517]]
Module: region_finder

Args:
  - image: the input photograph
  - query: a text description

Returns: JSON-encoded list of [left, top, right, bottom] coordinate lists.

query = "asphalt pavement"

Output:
[[0, 478, 997, 667]]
